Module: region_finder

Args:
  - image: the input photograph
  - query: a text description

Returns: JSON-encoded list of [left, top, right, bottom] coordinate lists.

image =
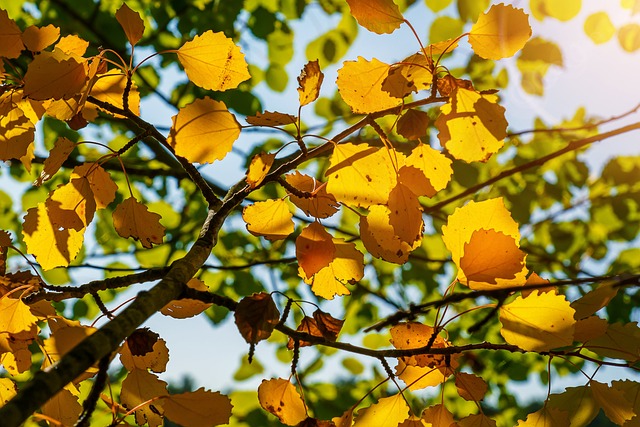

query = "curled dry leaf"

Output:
[[298, 60, 324, 106], [246, 111, 297, 126], [234, 292, 280, 345]]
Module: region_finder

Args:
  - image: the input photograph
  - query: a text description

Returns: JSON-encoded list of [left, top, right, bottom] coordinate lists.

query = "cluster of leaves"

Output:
[[1, 0, 640, 426]]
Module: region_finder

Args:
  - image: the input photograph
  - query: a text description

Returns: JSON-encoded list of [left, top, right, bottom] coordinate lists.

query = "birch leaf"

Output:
[[258, 378, 307, 426], [164, 388, 233, 427], [242, 199, 294, 241], [346, 0, 404, 34], [21, 24, 60, 52], [112, 197, 165, 248], [298, 60, 324, 106], [115, 3, 145, 46], [469, 4, 531, 60], [353, 394, 410, 427]]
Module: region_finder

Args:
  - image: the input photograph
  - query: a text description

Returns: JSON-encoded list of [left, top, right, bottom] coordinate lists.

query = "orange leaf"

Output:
[[88, 69, 141, 116], [121, 369, 168, 426], [242, 199, 294, 241], [387, 183, 424, 243], [163, 388, 233, 427], [115, 3, 145, 46], [337, 57, 402, 114], [296, 222, 336, 278], [70, 163, 117, 209], [23, 51, 87, 100], [246, 111, 297, 126], [0, 297, 38, 335], [400, 143, 452, 197], [46, 177, 96, 231], [298, 60, 324, 106], [522, 272, 555, 297], [246, 152, 275, 189], [313, 309, 344, 341], [120, 333, 169, 373], [360, 205, 420, 264], [573, 316, 608, 343], [168, 96, 240, 164], [455, 372, 488, 401], [112, 197, 165, 248], [469, 4, 531, 60], [161, 278, 212, 319], [234, 292, 280, 345], [35, 136, 75, 186], [258, 378, 307, 426], [177, 30, 250, 91], [286, 172, 339, 219], [0, 10, 25, 59], [346, 0, 404, 34], [353, 394, 410, 427], [421, 404, 456, 427], [396, 109, 430, 140], [41, 385, 82, 427], [458, 414, 497, 427], [288, 316, 322, 349], [21, 24, 60, 52]]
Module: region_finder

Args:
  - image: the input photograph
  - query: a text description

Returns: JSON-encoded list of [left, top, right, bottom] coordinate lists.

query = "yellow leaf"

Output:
[[422, 404, 456, 427], [459, 229, 528, 290], [0, 378, 17, 406], [23, 51, 87, 100], [469, 4, 531, 60], [618, 24, 640, 52], [168, 96, 240, 164], [296, 222, 336, 278], [516, 406, 569, 427], [333, 408, 355, 427], [337, 57, 402, 114], [35, 136, 75, 186], [161, 278, 212, 319], [499, 291, 576, 352], [242, 199, 294, 241], [298, 60, 324, 106], [396, 109, 430, 140], [22, 203, 85, 270], [326, 143, 398, 207], [246, 152, 275, 189], [21, 24, 60, 52], [176, 30, 250, 91], [55, 34, 89, 56], [0, 105, 35, 161], [0, 10, 24, 59], [522, 272, 555, 297], [536, 0, 582, 21], [246, 110, 297, 126], [455, 372, 488, 401], [585, 322, 640, 361], [458, 414, 497, 427], [518, 37, 563, 66], [584, 12, 615, 44], [0, 297, 38, 335], [353, 394, 410, 427], [115, 3, 145, 46], [70, 163, 117, 209], [590, 380, 635, 425], [383, 53, 433, 99], [612, 380, 640, 416], [547, 386, 599, 427], [436, 87, 507, 163], [120, 336, 169, 373], [88, 69, 141, 116], [346, 0, 404, 34], [112, 197, 165, 248], [47, 177, 96, 231], [387, 183, 424, 243], [41, 385, 82, 427], [121, 369, 168, 427], [286, 172, 339, 219], [401, 143, 452, 197], [258, 378, 307, 426], [164, 388, 233, 427], [360, 205, 420, 264], [43, 323, 96, 362], [573, 316, 608, 342], [571, 279, 619, 320]]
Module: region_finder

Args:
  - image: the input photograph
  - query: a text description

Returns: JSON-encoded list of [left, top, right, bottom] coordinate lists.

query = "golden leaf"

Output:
[[618, 24, 640, 52], [70, 163, 117, 209], [246, 111, 297, 126], [120, 337, 169, 373], [234, 292, 280, 345], [360, 205, 420, 264], [23, 51, 87, 100], [0, 297, 38, 335], [337, 57, 402, 114], [296, 222, 336, 278], [246, 152, 275, 189], [396, 109, 430, 140], [88, 69, 141, 116], [353, 394, 410, 427], [546, 386, 598, 427], [383, 53, 433, 98], [387, 183, 424, 243], [590, 380, 635, 425], [41, 385, 82, 427], [326, 143, 398, 207], [21, 24, 60, 52], [332, 408, 355, 427], [258, 378, 307, 426], [571, 279, 619, 320], [455, 372, 488, 401], [176, 30, 250, 91], [46, 177, 96, 231], [22, 203, 85, 270], [421, 404, 456, 427], [612, 380, 640, 417], [121, 369, 168, 427], [115, 3, 145, 46], [0, 378, 17, 406], [0, 10, 24, 59], [585, 322, 640, 361], [400, 143, 452, 197], [112, 197, 165, 248], [583, 13, 614, 44], [55, 34, 89, 56], [161, 278, 212, 319], [242, 199, 294, 241], [469, 4, 531, 60], [163, 388, 233, 427], [499, 291, 576, 352], [522, 272, 555, 297], [533, 0, 581, 21], [35, 136, 75, 186], [168, 97, 240, 164], [0, 105, 35, 162], [286, 172, 339, 219], [43, 323, 96, 362], [436, 87, 507, 163], [298, 60, 324, 106], [345, 0, 404, 34], [515, 406, 569, 427]]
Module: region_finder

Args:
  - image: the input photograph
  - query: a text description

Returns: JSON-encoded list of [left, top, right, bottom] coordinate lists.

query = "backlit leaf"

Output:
[[422, 404, 456, 427], [0, 297, 38, 335], [518, 37, 563, 66], [387, 183, 424, 243], [298, 60, 324, 106], [584, 12, 615, 44], [590, 380, 635, 425], [286, 172, 339, 219], [258, 378, 307, 426], [618, 24, 640, 52], [41, 385, 82, 427], [400, 143, 453, 197], [164, 388, 233, 427], [0, 105, 35, 162], [89, 69, 141, 116], [21, 24, 59, 52], [55, 34, 89, 56], [536, 0, 582, 21], [47, 177, 96, 231], [585, 322, 640, 361], [353, 394, 410, 427], [70, 163, 117, 209], [396, 109, 430, 140], [345, 0, 404, 34], [0, 378, 16, 406], [571, 279, 619, 320], [313, 309, 344, 341], [176, 30, 250, 91], [168, 97, 241, 164], [23, 51, 87, 100], [121, 369, 168, 427], [516, 406, 569, 427], [469, 4, 531, 60], [455, 373, 488, 402], [288, 316, 323, 349], [112, 197, 165, 248], [162, 278, 212, 319], [500, 291, 576, 352], [458, 414, 497, 427], [547, 386, 598, 427], [120, 336, 169, 373], [35, 137, 75, 186], [337, 57, 402, 114], [383, 53, 433, 99], [234, 292, 279, 345], [296, 222, 335, 278], [0, 10, 24, 58], [242, 199, 294, 241], [573, 316, 608, 342], [246, 153, 275, 189], [246, 111, 297, 126], [360, 205, 420, 264], [115, 3, 145, 46]]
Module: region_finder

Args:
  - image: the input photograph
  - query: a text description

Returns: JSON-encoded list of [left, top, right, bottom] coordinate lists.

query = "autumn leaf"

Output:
[[396, 109, 430, 140], [176, 30, 250, 91], [21, 24, 60, 52], [88, 69, 141, 116], [163, 388, 233, 427], [246, 152, 275, 189], [571, 279, 619, 320], [55, 34, 89, 56], [120, 334, 169, 373], [46, 177, 96, 231], [583, 12, 615, 44], [23, 51, 87, 100], [573, 316, 608, 343], [35, 136, 75, 186], [618, 24, 640, 52], [589, 380, 635, 425], [499, 291, 576, 352], [0, 10, 25, 58], [346, 0, 404, 34], [288, 316, 323, 349], [70, 163, 117, 209], [234, 292, 280, 345], [360, 205, 421, 264], [121, 369, 168, 427], [515, 406, 569, 427], [584, 322, 640, 361], [383, 53, 433, 98], [112, 197, 165, 248], [246, 111, 297, 126], [313, 309, 344, 341], [400, 143, 452, 197], [41, 385, 82, 427], [337, 57, 402, 114], [421, 404, 456, 427], [458, 413, 497, 427], [546, 386, 599, 427], [296, 222, 336, 278], [469, 4, 532, 60], [258, 378, 307, 426], [168, 96, 241, 164], [161, 278, 212, 319], [0, 105, 36, 162], [455, 372, 488, 401], [353, 394, 410, 427], [298, 60, 324, 106], [0, 297, 38, 335], [286, 172, 339, 219], [386, 183, 424, 244], [0, 378, 17, 406], [242, 199, 294, 241], [115, 3, 145, 46]]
